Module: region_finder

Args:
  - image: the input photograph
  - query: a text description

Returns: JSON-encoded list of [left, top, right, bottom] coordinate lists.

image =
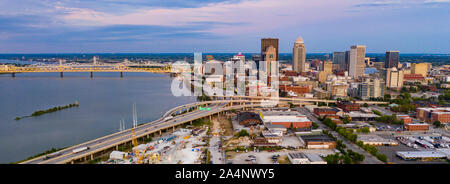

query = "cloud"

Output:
[[0, 0, 448, 53], [59, 0, 354, 35], [354, 0, 450, 8], [354, 1, 401, 7]]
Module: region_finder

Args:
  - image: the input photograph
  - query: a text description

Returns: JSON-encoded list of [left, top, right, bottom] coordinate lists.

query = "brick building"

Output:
[[405, 123, 429, 131], [283, 70, 299, 77], [404, 74, 425, 83], [260, 111, 312, 129], [336, 101, 360, 112], [397, 115, 412, 125], [279, 85, 310, 94], [313, 108, 339, 117], [416, 107, 450, 124]]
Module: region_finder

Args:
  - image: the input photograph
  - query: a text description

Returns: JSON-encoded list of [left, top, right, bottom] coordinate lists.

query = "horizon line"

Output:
[[0, 52, 449, 55]]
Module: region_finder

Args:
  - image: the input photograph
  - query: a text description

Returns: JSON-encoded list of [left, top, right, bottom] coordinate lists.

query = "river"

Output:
[[0, 72, 196, 163]]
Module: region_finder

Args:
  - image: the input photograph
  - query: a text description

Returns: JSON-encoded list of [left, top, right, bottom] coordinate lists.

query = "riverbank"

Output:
[[15, 102, 79, 121]]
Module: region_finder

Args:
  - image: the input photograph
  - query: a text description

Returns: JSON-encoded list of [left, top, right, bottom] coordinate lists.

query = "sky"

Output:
[[0, 0, 449, 53]]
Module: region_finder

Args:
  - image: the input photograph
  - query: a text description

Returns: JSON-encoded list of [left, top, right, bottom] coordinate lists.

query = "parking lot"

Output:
[[376, 133, 449, 164], [230, 149, 336, 164]]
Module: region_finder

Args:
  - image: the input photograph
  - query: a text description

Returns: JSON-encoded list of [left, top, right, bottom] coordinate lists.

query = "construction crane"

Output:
[[131, 128, 160, 164], [131, 128, 143, 164]]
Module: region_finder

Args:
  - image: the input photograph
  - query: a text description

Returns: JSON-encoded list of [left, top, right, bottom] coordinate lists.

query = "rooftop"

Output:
[[288, 152, 307, 159], [346, 111, 379, 118], [304, 153, 325, 162], [300, 135, 335, 142], [266, 123, 287, 129], [396, 151, 447, 159]]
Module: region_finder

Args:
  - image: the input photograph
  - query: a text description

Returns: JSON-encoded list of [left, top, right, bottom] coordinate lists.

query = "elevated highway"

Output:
[[21, 99, 260, 164], [21, 96, 387, 164], [212, 95, 389, 105]]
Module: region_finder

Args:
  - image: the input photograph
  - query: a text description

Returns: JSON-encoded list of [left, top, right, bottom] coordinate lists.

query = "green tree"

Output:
[[433, 121, 442, 128], [342, 115, 351, 124], [288, 102, 295, 108], [236, 129, 249, 137], [376, 154, 388, 163]]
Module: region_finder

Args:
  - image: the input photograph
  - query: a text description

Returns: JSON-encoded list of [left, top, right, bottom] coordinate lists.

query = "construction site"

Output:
[[101, 126, 209, 164]]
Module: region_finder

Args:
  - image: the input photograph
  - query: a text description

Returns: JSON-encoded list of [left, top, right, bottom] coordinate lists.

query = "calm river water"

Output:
[[0, 72, 196, 163]]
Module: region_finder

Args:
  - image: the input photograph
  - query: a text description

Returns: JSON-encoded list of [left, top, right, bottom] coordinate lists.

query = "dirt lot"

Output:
[[279, 136, 304, 148], [217, 115, 234, 136]]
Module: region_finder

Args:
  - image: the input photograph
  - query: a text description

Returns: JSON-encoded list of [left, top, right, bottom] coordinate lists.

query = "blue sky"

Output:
[[0, 0, 449, 53]]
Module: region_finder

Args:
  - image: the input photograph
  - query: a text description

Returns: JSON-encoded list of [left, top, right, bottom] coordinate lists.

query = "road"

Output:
[[370, 105, 393, 116], [22, 101, 232, 164], [295, 107, 383, 164], [21, 98, 389, 164], [208, 136, 224, 164]]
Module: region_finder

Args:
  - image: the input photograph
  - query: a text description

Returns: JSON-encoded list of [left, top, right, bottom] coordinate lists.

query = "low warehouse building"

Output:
[[299, 135, 336, 149], [405, 123, 429, 131], [110, 151, 128, 160], [357, 135, 398, 146], [261, 110, 312, 130], [396, 151, 447, 161], [288, 152, 327, 164]]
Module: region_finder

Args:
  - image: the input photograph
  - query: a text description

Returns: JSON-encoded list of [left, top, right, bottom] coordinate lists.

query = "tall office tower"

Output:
[[357, 78, 385, 99], [261, 38, 279, 62], [332, 52, 346, 71], [385, 51, 400, 68], [264, 45, 277, 84], [252, 54, 262, 71], [293, 36, 306, 73], [345, 51, 350, 71], [348, 45, 366, 78], [372, 78, 383, 98], [322, 61, 333, 74], [411, 63, 428, 77], [385, 67, 404, 90]]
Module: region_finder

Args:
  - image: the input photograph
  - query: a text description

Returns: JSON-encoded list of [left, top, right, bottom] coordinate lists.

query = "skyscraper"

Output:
[[261, 38, 279, 62], [264, 45, 277, 84], [348, 45, 366, 78], [385, 67, 404, 90], [322, 61, 333, 74], [385, 51, 400, 68], [357, 78, 385, 99], [332, 52, 346, 71], [345, 51, 350, 71], [293, 36, 306, 73]]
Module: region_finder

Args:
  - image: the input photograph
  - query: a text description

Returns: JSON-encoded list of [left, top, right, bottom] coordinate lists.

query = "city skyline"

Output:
[[0, 0, 449, 53]]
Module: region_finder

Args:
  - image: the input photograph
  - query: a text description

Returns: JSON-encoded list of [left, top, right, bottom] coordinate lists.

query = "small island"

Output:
[[15, 101, 79, 120]]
